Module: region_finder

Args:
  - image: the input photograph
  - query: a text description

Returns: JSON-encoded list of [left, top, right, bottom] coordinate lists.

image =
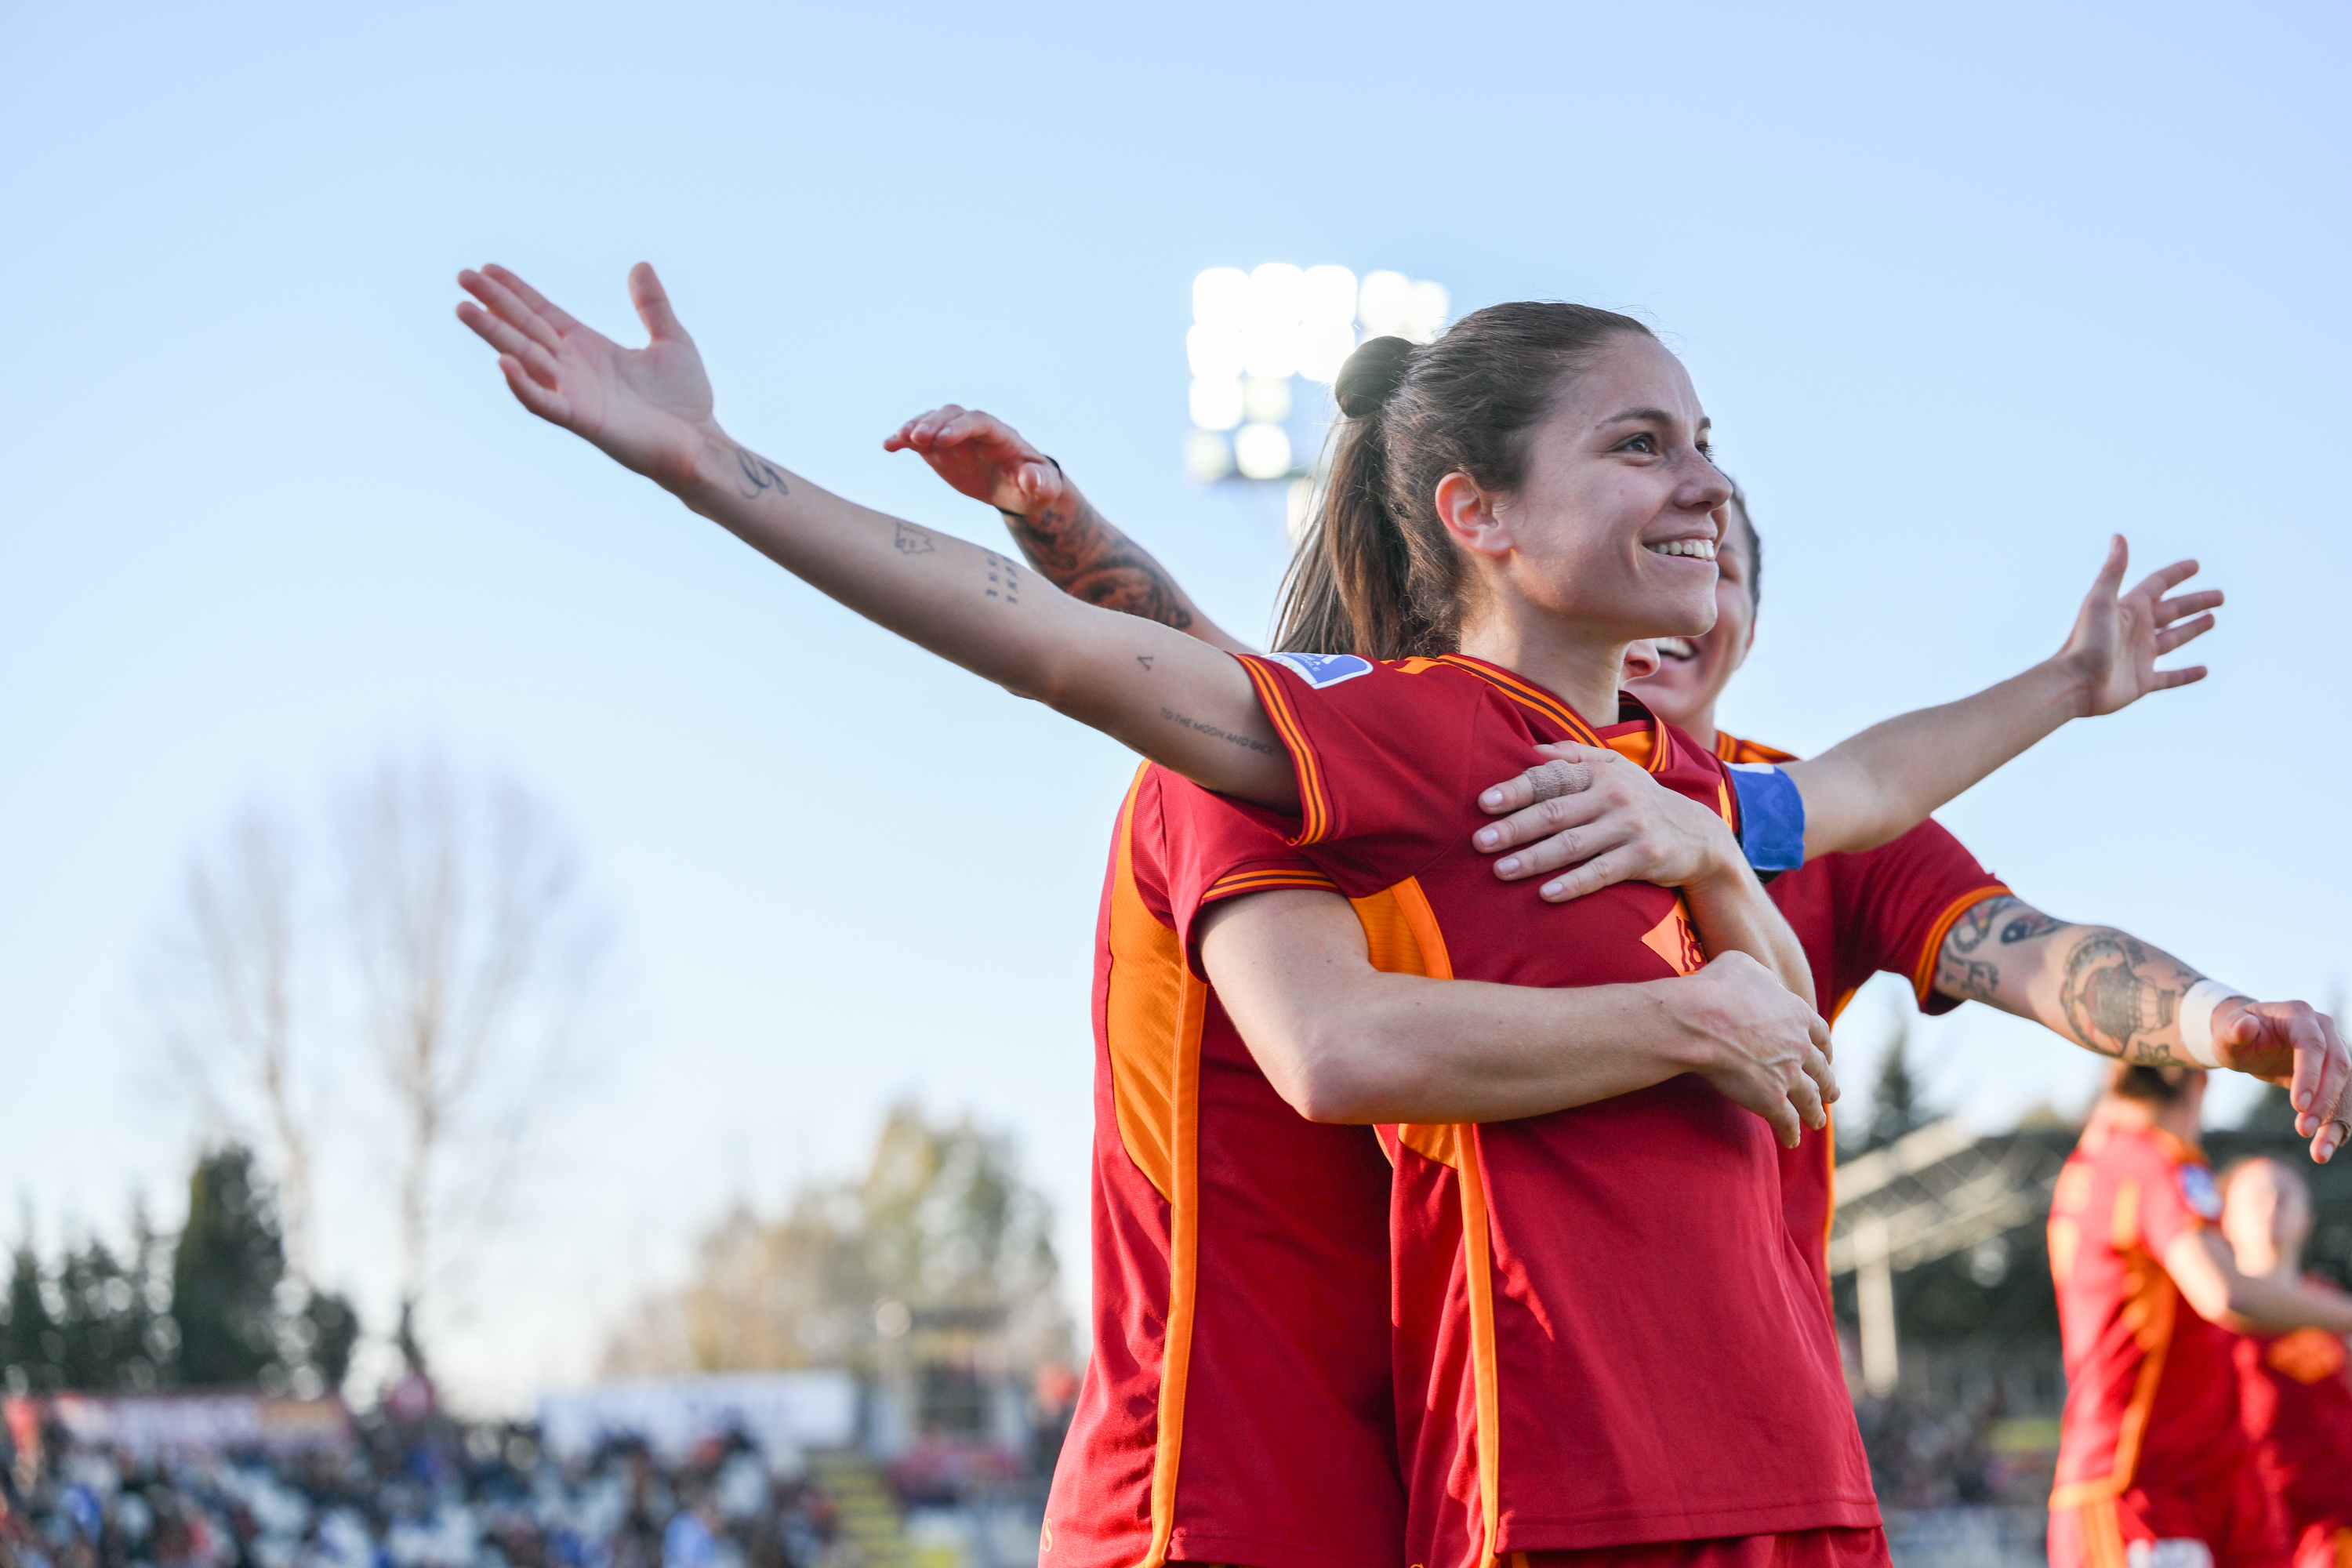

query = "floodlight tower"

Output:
[[1182, 263, 1450, 535]]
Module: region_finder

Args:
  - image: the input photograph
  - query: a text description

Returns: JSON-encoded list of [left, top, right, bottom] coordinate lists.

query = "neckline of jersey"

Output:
[[1436, 653, 1669, 770]]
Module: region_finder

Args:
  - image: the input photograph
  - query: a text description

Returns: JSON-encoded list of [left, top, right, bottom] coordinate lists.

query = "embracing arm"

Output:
[[1785, 537, 2220, 857], [456, 264, 1292, 808], [1199, 889, 1835, 1143], [2164, 1229, 2352, 1334], [884, 406, 1254, 653], [1933, 894, 2352, 1160]]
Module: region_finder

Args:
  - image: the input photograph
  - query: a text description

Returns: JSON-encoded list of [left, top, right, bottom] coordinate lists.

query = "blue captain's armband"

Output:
[[1727, 764, 1806, 874]]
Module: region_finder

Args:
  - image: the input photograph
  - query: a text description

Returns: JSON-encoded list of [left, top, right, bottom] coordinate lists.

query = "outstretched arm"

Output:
[[1932, 893, 2352, 1161], [1785, 536, 2219, 856], [456, 264, 1294, 808], [1200, 889, 1835, 1145], [2165, 1229, 2352, 1333], [884, 405, 1255, 652]]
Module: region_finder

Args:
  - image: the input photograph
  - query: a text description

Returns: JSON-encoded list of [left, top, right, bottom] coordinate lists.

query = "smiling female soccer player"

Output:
[[456, 264, 2345, 1568]]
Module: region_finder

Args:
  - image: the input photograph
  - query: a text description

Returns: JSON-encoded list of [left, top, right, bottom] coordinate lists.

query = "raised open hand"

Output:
[[2059, 535, 2223, 717], [884, 405, 1065, 516], [456, 263, 717, 489]]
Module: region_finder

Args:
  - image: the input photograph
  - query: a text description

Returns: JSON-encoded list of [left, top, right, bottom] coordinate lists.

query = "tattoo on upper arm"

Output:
[[2058, 931, 2189, 1065], [894, 521, 936, 556], [1160, 706, 1274, 754], [1947, 896, 2016, 955], [1005, 502, 1196, 630], [981, 550, 1022, 605], [2000, 908, 2072, 943], [735, 448, 789, 500], [1939, 957, 2002, 1003]]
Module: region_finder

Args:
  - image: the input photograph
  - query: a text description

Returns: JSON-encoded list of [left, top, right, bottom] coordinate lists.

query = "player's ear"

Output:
[[1435, 472, 1511, 558]]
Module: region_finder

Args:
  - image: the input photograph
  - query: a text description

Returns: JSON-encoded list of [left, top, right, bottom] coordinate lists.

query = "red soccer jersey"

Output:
[[2049, 1120, 2248, 1510], [1714, 731, 2012, 1300], [2238, 1287, 2352, 1552], [1050, 762, 1440, 1568], [1236, 653, 1878, 1566]]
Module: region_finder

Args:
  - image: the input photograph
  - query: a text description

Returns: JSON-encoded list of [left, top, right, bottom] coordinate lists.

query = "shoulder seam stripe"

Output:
[[1911, 884, 2014, 1005]]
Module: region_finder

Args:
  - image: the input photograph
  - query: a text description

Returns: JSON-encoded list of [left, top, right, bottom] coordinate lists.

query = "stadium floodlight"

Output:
[[1190, 376, 1245, 431], [1185, 262, 1449, 488], [1234, 422, 1294, 481]]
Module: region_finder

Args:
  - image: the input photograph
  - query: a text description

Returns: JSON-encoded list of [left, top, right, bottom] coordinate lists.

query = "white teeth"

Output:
[[1647, 539, 1718, 561], [1657, 638, 1696, 659]]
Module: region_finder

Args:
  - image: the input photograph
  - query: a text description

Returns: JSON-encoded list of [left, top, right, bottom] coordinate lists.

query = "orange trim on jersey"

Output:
[[1239, 657, 1333, 845], [2049, 1177, 2182, 1509], [1458, 1127, 1505, 1568], [1436, 656, 1603, 747], [1818, 1117, 1839, 1307], [1098, 774, 1211, 1568], [1200, 867, 1341, 902], [1714, 731, 1799, 766], [1909, 884, 2014, 1007]]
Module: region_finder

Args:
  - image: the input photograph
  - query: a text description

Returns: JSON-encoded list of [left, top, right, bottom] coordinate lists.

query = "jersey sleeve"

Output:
[[1232, 652, 1486, 887], [2129, 1152, 2212, 1259], [1144, 769, 1344, 982], [1836, 819, 2013, 1014]]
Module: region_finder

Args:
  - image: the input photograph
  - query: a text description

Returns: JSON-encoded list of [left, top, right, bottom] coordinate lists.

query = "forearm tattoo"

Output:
[[2058, 931, 2197, 1065], [1004, 499, 1196, 630], [1160, 706, 1274, 754], [981, 550, 1022, 606], [894, 521, 936, 555], [735, 447, 789, 500]]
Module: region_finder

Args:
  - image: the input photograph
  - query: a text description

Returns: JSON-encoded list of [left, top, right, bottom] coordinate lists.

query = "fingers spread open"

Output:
[[2152, 589, 2223, 626], [2129, 559, 2201, 604], [497, 354, 568, 423], [461, 267, 568, 357], [457, 301, 561, 389], [479, 264, 584, 336], [2154, 615, 2217, 655], [2150, 666, 2209, 691]]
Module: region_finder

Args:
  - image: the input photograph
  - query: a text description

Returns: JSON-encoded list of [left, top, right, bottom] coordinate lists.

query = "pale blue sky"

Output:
[[5, 1, 2347, 1408]]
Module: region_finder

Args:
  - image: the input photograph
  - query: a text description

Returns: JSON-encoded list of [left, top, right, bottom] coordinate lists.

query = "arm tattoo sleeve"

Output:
[[2057, 931, 2198, 1066], [1003, 499, 1196, 630]]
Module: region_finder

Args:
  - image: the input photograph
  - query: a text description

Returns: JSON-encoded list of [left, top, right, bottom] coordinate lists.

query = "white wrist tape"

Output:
[[2178, 979, 2246, 1069]]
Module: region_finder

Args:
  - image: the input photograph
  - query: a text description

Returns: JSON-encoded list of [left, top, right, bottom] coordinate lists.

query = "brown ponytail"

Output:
[[1272, 303, 1654, 659]]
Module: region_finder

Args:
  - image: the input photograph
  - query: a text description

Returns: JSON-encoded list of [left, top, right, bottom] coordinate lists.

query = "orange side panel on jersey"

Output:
[[1098, 775, 1211, 1568], [1715, 731, 1799, 766], [1348, 887, 1504, 1566], [1908, 884, 2014, 1005], [2049, 1181, 2180, 1510]]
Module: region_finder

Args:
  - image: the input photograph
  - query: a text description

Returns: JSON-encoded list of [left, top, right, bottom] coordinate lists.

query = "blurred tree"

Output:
[[56, 1238, 139, 1390], [172, 1145, 285, 1386], [1853, 1013, 1940, 1156], [602, 1103, 1070, 1381], [339, 755, 606, 1373], [1, 1236, 60, 1393], [143, 808, 318, 1285]]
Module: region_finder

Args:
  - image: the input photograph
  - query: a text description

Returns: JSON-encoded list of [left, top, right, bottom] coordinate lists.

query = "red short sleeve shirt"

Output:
[[1717, 728, 2013, 1302], [1050, 766, 1400, 1568], [2236, 1283, 2352, 1539], [1236, 655, 1878, 1566], [2049, 1120, 2245, 1505]]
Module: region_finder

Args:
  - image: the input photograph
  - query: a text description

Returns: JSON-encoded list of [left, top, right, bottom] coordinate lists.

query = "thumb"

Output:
[[630, 262, 689, 343], [2088, 533, 2129, 603]]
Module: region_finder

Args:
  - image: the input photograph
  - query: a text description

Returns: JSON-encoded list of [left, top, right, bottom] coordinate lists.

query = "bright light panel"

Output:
[[1243, 376, 1292, 423], [1192, 268, 1249, 328], [1189, 376, 1245, 431], [1234, 423, 1293, 480], [1185, 430, 1235, 482]]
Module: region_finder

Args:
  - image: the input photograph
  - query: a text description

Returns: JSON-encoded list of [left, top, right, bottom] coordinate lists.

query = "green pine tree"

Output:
[[1, 1236, 60, 1393], [56, 1237, 136, 1391], [171, 1145, 285, 1387], [1856, 1014, 1940, 1155]]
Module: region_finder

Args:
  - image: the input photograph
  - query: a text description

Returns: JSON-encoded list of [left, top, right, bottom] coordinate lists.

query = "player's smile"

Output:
[[1655, 637, 1698, 662]]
